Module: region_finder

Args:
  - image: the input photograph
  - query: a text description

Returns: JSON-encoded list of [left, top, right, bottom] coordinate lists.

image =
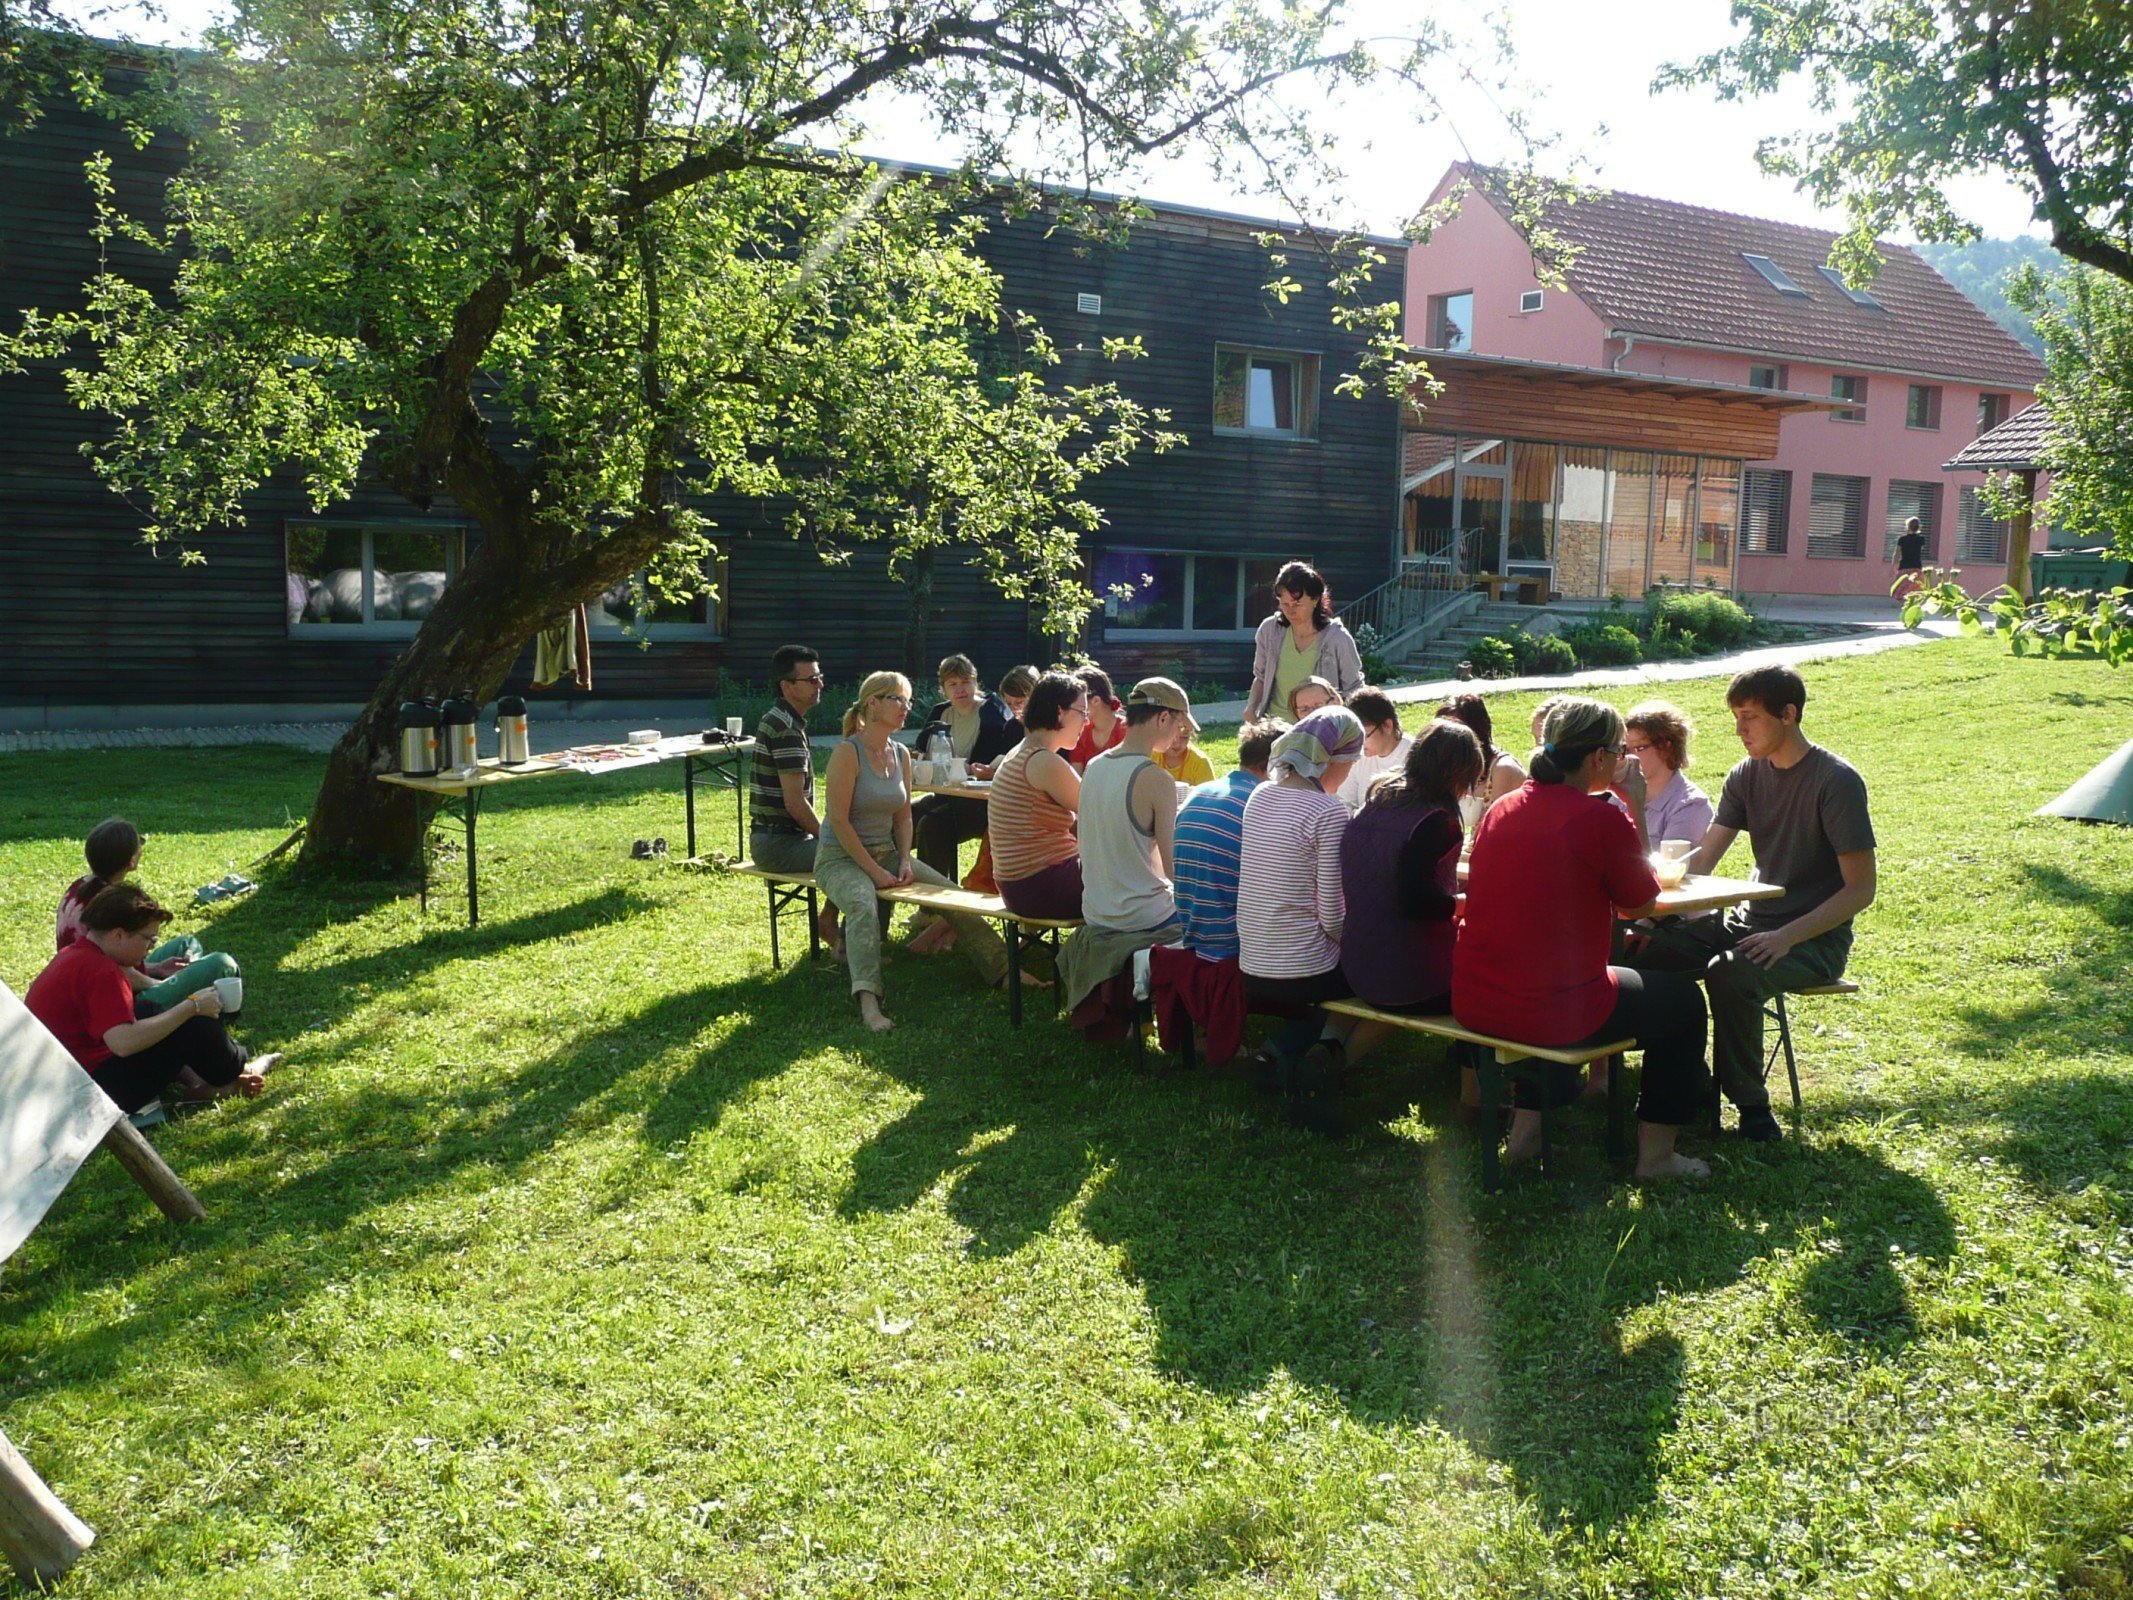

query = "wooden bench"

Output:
[[1467, 572, 1549, 605], [1758, 979, 1862, 1128], [1323, 999, 1634, 1190], [877, 882, 1082, 1027], [726, 862, 822, 970]]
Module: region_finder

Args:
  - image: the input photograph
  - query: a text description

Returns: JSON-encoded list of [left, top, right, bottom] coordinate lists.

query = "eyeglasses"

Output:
[[877, 693, 909, 705], [789, 674, 826, 686], [1623, 741, 1653, 756]]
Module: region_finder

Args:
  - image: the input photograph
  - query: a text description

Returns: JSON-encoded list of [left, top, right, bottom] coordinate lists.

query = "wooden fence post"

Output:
[[99, 1119, 206, 1224], [0, 1427, 94, 1584]]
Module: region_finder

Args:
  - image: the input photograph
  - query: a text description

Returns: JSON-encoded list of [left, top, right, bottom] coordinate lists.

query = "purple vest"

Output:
[[1338, 800, 1459, 1008]]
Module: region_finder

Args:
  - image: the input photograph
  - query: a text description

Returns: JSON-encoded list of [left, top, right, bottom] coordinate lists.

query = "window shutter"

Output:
[[1884, 481, 1941, 560], [1807, 474, 1867, 558], [1740, 470, 1790, 555], [1958, 488, 2007, 564]]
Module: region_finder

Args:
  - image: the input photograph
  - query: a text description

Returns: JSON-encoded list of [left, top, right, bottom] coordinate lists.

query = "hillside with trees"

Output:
[[1913, 238, 2066, 355]]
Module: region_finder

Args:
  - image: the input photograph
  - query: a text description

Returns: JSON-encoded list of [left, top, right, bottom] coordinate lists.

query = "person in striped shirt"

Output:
[[1172, 718, 1288, 960], [1237, 708, 1367, 1124]]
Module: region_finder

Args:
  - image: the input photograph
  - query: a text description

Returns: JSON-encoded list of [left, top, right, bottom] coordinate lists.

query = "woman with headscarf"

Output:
[[1236, 707, 1367, 1125]]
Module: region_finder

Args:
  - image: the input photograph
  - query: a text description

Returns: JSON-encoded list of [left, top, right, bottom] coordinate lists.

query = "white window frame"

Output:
[[1212, 345, 1320, 441], [1428, 290, 1475, 352], [585, 554, 730, 641], [1518, 289, 1544, 314], [1102, 550, 1282, 639], [286, 520, 470, 638], [1747, 363, 1788, 391]]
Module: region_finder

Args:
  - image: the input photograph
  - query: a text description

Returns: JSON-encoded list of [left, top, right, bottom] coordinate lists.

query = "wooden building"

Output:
[[0, 89, 1405, 722]]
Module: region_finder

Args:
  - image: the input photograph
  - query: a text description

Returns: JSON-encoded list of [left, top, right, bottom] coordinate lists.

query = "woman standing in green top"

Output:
[[1244, 561, 1366, 724]]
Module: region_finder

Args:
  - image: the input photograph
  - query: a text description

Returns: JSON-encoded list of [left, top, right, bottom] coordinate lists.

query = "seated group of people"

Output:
[[25, 817, 276, 1113], [747, 597, 1874, 1180]]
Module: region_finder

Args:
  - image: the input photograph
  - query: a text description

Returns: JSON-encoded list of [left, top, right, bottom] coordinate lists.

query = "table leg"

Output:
[[419, 808, 431, 916], [1606, 1052, 1628, 1161], [1478, 1061, 1504, 1192], [1006, 923, 1024, 1028], [685, 756, 698, 862], [464, 788, 482, 928], [732, 761, 744, 858]]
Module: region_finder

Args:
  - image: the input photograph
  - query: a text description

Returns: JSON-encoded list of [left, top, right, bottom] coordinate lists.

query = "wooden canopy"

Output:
[[1406, 350, 1840, 459]]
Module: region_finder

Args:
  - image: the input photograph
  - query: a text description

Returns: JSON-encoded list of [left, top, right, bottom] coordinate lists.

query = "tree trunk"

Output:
[[300, 543, 642, 870], [2006, 469, 2038, 601], [900, 548, 937, 686]]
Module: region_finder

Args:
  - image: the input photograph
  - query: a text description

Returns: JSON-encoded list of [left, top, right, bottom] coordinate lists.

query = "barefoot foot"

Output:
[[858, 997, 895, 1033], [1635, 1152, 1711, 1181]]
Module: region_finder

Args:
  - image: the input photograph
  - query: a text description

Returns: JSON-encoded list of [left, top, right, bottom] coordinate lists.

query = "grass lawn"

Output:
[[3, 635, 2131, 1599]]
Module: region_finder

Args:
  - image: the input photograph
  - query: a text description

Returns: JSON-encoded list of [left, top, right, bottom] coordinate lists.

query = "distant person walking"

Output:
[[1894, 515, 1928, 606]]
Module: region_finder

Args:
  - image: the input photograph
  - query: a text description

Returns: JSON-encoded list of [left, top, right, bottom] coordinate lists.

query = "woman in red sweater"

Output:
[[1453, 697, 1711, 1180]]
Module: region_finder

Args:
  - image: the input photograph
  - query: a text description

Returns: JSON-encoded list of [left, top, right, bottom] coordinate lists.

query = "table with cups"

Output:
[[378, 720, 757, 927]]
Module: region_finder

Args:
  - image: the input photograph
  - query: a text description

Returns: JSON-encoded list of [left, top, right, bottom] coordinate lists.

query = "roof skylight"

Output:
[[1742, 252, 1809, 297], [1817, 265, 1884, 308]]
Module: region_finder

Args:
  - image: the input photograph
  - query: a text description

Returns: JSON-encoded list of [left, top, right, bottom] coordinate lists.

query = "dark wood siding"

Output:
[[1, 93, 1402, 713]]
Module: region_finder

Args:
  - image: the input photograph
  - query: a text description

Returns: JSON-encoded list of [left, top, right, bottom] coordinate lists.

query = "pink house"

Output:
[[1402, 165, 2046, 602]]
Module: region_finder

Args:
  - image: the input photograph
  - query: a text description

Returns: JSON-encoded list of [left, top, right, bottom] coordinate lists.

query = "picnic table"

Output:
[[1467, 571, 1550, 604], [377, 733, 756, 926], [910, 777, 995, 800], [1454, 859, 1783, 919]]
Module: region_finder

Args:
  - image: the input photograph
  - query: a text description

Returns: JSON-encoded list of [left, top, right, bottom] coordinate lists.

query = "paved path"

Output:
[[0, 621, 1961, 754]]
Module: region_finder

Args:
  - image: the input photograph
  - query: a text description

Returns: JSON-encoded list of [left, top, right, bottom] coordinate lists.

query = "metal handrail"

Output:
[[1342, 538, 1469, 647]]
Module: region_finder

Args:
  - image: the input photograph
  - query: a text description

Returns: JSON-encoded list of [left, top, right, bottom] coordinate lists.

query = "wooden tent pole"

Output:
[[100, 1119, 206, 1223], [0, 1428, 94, 1584]]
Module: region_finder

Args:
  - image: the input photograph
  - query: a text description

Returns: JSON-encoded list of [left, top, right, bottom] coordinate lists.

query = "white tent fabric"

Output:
[[2037, 737, 2133, 827], [1, 982, 122, 1264]]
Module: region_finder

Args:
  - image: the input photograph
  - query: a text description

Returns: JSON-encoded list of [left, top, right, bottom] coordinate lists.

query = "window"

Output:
[[1885, 481, 1942, 560], [1830, 373, 1867, 423], [1097, 549, 1282, 634], [1427, 290, 1474, 351], [1213, 346, 1319, 438], [1906, 384, 1942, 430], [1747, 363, 1787, 391], [287, 522, 468, 633], [1807, 473, 1869, 558], [1817, 265, 1883, 308], [1740, 469, 1791, 555], [1977, 392, 2010, 433], [1957, 487, 2007, 564], [1743, 253, 1809, 296], [587, 556, 728, 638], [1518, 289, 1544, 314]]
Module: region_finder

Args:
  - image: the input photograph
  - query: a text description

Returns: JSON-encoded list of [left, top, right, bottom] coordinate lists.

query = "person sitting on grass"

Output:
[[55, 816, 241, 1012], [1453, 697, 1711, 1180], [1153, 707, 1215, 786], [1626, 665, 1876, 1144], [1624, 700, 1715, 848], [1172, 718, 1287, 962], [1236, 708, 1366, 1125], [27, 885, 278, 1114], [812, 671, 1014, 1033], [1334, 688, 1413, 813], [988, 671, 1088, 922]]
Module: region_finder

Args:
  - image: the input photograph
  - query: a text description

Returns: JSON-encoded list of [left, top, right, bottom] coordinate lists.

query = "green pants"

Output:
[[811, 852, 1006, 999], [138, 935, 241, 1011], [1630, 913, 1851, 1112]]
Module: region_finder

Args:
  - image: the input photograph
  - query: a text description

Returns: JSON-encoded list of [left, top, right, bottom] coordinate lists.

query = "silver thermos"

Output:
[[496, 694, 530, 766], [440, 695, 481, 770], [398, 699, 440, 777]]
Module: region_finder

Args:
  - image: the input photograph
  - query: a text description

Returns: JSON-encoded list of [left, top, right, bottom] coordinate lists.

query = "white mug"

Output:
[[213, 975, 243, 1011], [1659, 839, 1694, 862], [725, 716, 745, 737], [945, 758, 969, 784]]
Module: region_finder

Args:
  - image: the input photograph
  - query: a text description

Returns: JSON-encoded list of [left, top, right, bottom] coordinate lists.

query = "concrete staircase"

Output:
[[1388, 600, 1557, 680]]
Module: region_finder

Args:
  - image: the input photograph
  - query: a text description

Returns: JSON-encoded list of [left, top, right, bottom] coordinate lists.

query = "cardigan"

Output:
[[1244, 614, 1367, 720]]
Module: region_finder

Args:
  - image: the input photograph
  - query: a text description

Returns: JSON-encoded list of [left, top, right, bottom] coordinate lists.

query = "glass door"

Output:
[[1454, 472, 1506, 576]]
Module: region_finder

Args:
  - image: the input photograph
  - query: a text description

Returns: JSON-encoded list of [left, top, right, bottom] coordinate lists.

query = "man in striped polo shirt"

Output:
[[1172, 718, 1287, 960], [747, 644, 827, 875]]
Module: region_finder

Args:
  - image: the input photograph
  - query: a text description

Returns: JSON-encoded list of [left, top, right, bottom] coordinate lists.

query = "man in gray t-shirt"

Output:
[[1632, 665, 1877, 1142]]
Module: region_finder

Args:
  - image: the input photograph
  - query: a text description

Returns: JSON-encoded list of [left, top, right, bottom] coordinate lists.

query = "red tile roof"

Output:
[[1457, 164, 2046, 390]]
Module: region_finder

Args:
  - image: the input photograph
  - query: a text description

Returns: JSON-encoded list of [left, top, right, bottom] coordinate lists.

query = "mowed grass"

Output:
[[3, 635, 2131, 1599]]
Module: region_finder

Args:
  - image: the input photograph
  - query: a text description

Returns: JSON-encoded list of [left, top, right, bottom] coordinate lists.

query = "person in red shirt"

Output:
[[1454, 697, 1711, 1180], [25, 885, 277, 1114], [1065, 665, 1127, 771]]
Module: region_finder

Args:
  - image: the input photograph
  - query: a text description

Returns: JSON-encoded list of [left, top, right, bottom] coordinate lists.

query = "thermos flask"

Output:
[[398, 699, 440, 777], [495, 694, 530, 766], [440, 695, 481, 770]]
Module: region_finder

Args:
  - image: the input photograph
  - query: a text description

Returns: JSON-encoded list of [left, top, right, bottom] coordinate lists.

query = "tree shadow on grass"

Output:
[[837, 1027, 1957, 1529]]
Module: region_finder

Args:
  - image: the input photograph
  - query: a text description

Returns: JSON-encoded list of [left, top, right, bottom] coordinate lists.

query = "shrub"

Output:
[[1560, 622, 1642, 666], [1523, 633, 1577, 674], [1641, 617, 1697, 661], [1352, 621, 1390, 685], [1651, 590, 1756, 648], [1466, 635, 1519, 679]]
